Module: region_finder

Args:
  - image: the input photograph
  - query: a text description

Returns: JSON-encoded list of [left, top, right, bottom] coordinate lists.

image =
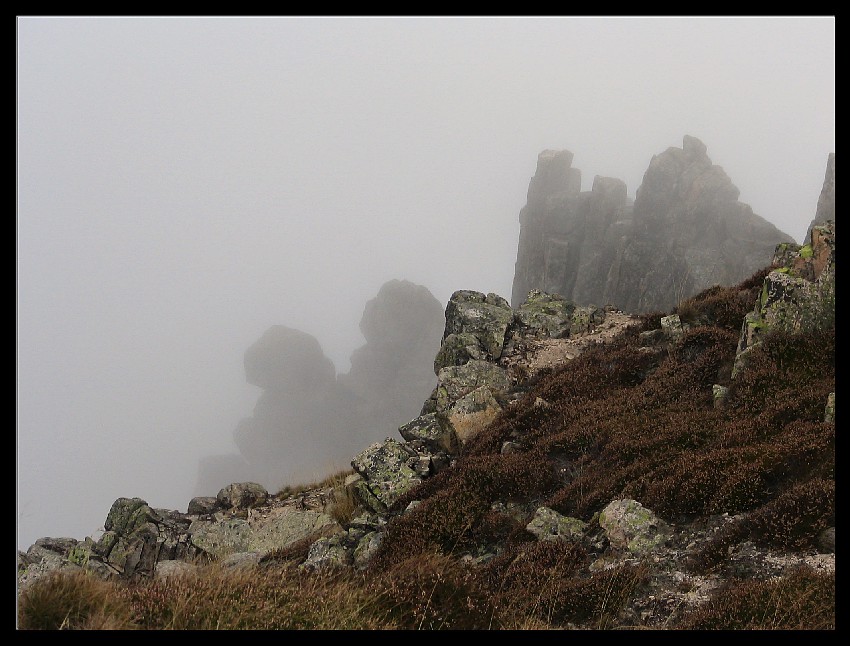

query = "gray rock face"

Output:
[[806, 153, 835, 245], [732, 219, 835, 377], [350, 438, 422, 513], [442, 290, 514, 361], [511, 136, 796, 313]]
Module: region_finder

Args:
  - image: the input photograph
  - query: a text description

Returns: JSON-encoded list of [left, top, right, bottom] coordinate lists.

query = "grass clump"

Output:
[[17, 570, 137, 630], [678, 567, 835, 630]]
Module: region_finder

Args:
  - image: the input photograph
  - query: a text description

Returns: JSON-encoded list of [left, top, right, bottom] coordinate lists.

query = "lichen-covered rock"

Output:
[[220, 551, 262, 570], [445, 386, 502, 445], [733, 220, 835, 377], [351, 438, 422, 513], [301, 534, 353, 570], [433, 332, 487, 373], [188, 517, 252, 559], [353, 530, 382, 569], [398, 412, 459, 455], [661, 313, 685, 339], [248, 508, 341, 554], [526, 506, 587, 542], [569, 304, 607, 336], [825, 392, 835, 423], [216, 482, 269, 510], [155, 559, 199, 580], [103, 497, 157, 536], [17, 538, 88, 590], [442, 290, 514, 360], [712, 384, 729, 410], [187, 496, 220, 516], [599, 499, 670, 555], [512, 290, 576, 339], [429, 360, 511, 413]]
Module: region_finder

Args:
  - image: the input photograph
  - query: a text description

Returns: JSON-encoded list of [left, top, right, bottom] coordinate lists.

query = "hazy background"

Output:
[[17, 16, 835, 551]]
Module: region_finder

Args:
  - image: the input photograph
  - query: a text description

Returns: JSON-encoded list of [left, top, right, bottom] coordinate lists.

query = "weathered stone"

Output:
[[353, 531, 382, 569], [248, 508, 341, 554], [445, 386, 502, 445], [526, 506, 587, 542], [433, 332, 487, 373], [155, 559, 199, 580], [302, 534, 353, 570], [351, 438, 422, 513], [103, 498, 159, 536], [733, 220, 835, 378], [825, 392, 835, 423], [571, 305, 607, 336], [443, 290, 514, 360], [189, 518, 252, 559], [398, 412, 459, 455], [430, 360, 511, 413], [512, 289, 576, 339], [216, 482, 269, 510], [712, 384, 729, 410], [599, 499, 670, 555], [220, 551, 262, 570], [188, 496, 220, 515]]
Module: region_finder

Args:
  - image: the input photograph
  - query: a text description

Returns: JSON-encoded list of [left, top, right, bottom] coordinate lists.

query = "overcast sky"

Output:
[[16, 16, 835, 551]]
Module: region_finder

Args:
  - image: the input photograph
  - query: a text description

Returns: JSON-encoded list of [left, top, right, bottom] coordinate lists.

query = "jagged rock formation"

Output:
[[806, 152, 835, 244], [511, 135, 796, 313], [733, 219, 835, 377]]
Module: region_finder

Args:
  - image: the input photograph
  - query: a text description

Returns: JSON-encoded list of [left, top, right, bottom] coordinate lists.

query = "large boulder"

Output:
[[441, 290, 514, 362]]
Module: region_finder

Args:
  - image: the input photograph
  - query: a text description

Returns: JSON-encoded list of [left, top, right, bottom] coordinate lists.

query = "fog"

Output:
[[16, 16, 834, 551]]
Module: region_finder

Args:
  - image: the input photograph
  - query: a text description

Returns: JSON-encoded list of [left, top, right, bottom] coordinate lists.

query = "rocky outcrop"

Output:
[[806, 153, 835, 245], [732, 219, 835, 377], [18, 262, 836, 627], [512, 136, 796, 313]]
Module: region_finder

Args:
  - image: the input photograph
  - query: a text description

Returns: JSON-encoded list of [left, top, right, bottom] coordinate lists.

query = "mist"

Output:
[[16, 16, 834, 551]]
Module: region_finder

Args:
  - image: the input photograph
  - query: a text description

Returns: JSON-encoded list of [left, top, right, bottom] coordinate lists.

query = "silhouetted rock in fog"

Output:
[[512, 135, 796, 313], [195, 280, 444, 496], [338, 279, 445, 440]]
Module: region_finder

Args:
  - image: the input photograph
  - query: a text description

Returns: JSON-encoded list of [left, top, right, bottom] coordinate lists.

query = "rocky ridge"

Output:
[[17, 216, 835, 627]]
